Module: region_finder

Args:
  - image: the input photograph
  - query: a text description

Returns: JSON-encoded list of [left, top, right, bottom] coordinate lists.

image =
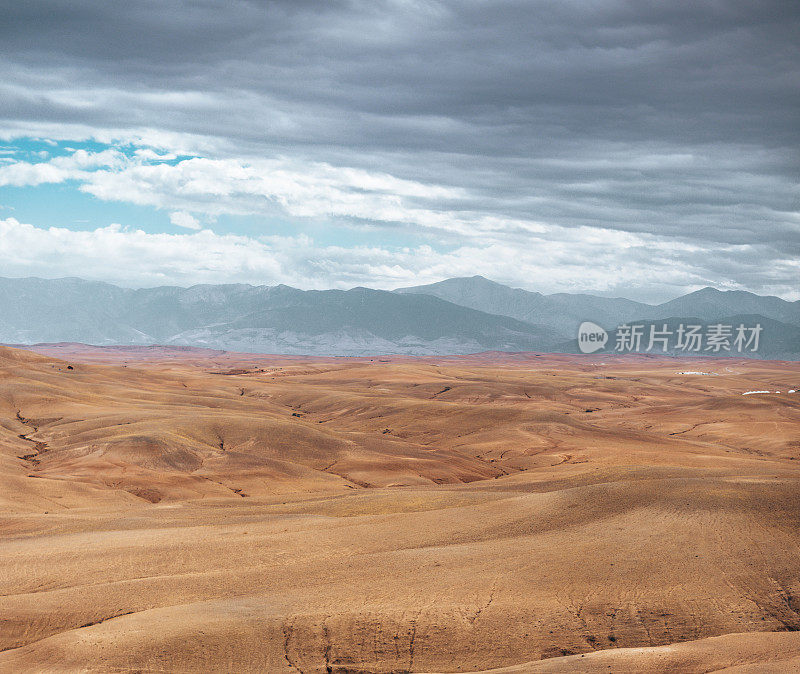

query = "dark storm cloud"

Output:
[[0, 0, 798, 279]]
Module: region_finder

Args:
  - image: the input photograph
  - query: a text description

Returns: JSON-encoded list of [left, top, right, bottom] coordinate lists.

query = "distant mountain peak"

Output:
[[691, 286, 757, 297], [434, 275, 498, 285], [396, 275, 510, 292]]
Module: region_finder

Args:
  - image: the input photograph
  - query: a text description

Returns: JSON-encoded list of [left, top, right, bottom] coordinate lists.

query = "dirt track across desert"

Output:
[[2, 344, 800, 672]]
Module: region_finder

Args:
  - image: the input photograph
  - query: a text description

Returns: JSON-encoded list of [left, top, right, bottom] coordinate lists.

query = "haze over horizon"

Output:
[[0, 272, 781, 305], [1, 1, 798, 303]]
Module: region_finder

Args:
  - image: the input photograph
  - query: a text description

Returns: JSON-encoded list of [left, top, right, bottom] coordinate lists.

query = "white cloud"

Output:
[[0, 120, 221, 158], [78, 155, 479, 236], [0, 145, 797, 301], [0, 147, 548, 239], [169, 211, 201, 230], [1, 217, 797, 302], [134, 148, 177, 162], [0, 148, 126, 187]]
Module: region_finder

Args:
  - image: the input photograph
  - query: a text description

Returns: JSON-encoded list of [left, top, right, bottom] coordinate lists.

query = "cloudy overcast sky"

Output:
[[0, 0, 797, 302]]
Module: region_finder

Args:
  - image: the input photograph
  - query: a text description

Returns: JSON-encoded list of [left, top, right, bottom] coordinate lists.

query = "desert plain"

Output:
[[1, 344, 800, 673]]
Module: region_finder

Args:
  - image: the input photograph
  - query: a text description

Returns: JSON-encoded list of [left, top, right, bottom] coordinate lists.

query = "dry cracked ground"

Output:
[[1, 344, 800, 672]]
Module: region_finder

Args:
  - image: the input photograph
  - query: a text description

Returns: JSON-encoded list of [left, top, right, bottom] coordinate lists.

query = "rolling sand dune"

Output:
[[1, 344, 800, 672]]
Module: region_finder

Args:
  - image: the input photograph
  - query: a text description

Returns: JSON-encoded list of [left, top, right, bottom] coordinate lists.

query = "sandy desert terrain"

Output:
[[1, 344, 800, 672]]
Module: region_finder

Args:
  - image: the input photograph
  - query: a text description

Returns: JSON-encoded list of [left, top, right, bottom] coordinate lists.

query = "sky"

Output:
[[0, 0, 798, 303]]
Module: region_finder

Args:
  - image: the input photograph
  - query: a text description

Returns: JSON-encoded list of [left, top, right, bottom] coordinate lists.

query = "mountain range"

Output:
[[1, 275, 798, 358], [396, 276, 800, 334]]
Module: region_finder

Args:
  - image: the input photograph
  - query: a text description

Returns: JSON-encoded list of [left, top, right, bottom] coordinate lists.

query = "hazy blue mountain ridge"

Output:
[[1, 276, 797, 357], [396, 276, 800, 334]]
